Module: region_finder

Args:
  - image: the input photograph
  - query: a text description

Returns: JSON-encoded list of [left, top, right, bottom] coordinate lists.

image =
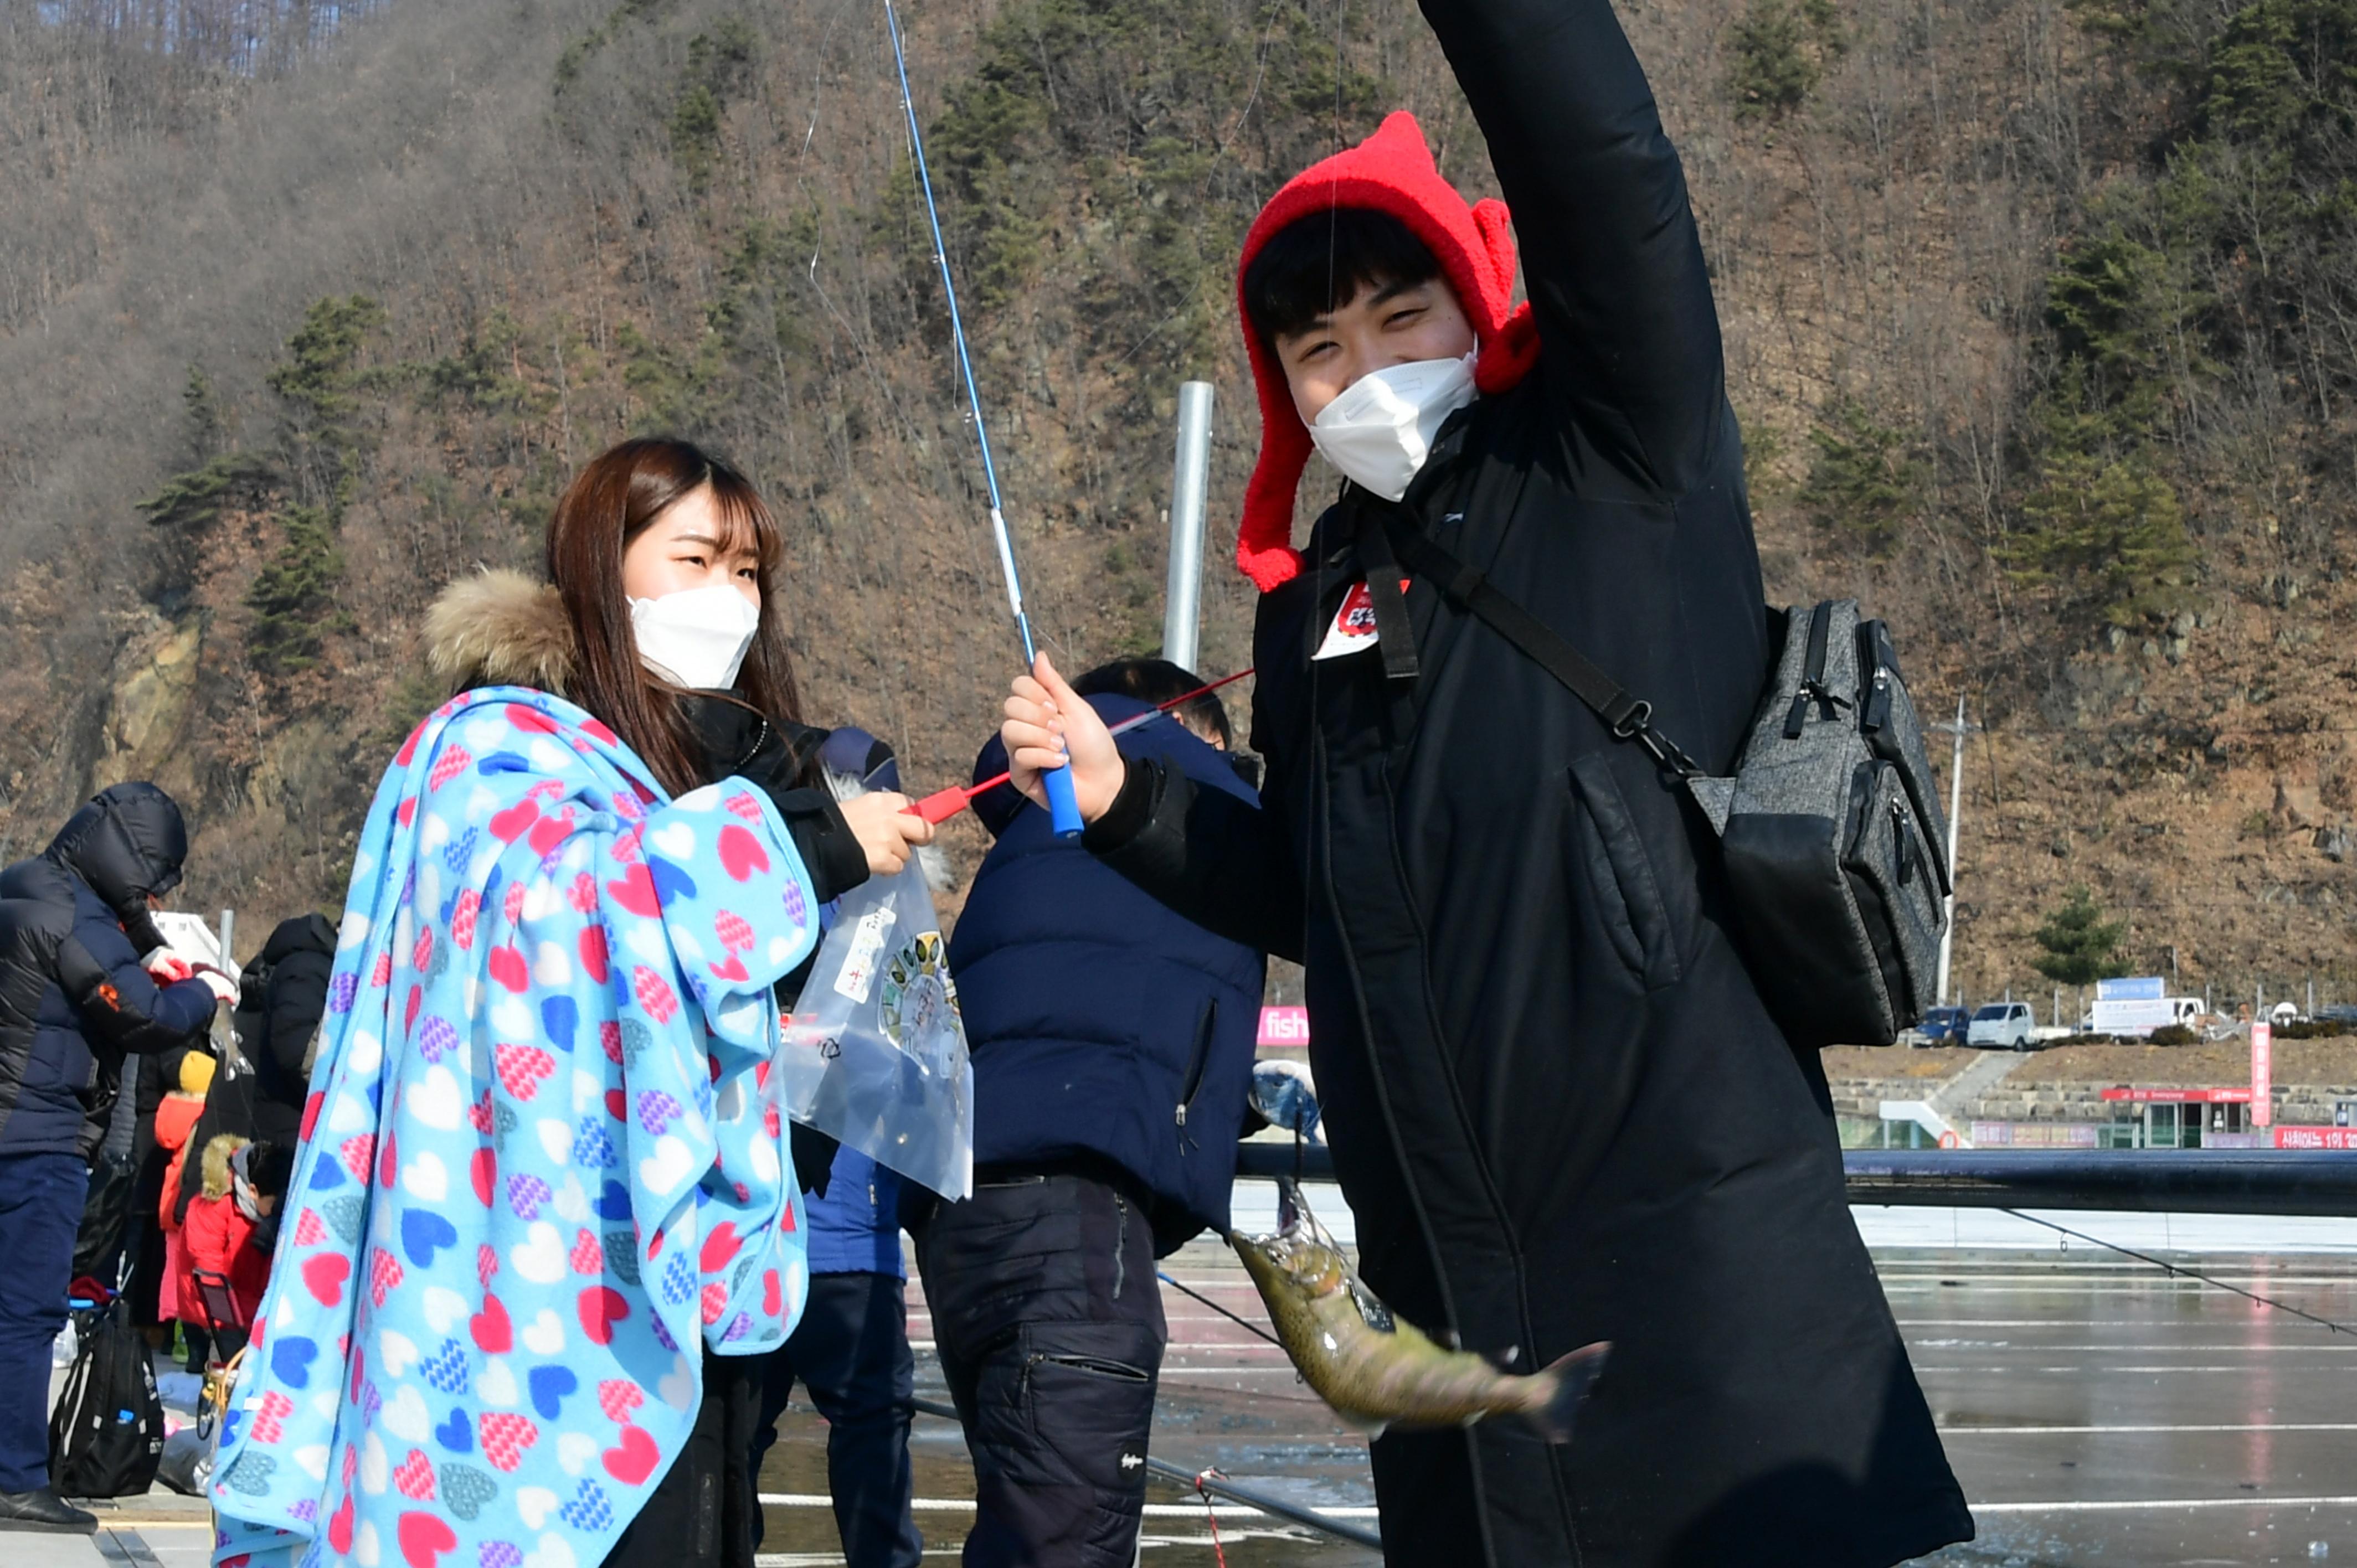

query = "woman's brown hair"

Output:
[[545, 437, 805, 797]]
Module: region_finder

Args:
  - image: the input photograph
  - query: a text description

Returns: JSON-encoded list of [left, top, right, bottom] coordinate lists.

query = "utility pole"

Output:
[[1160, 381, 1214, 673], [1931, 696, 1978, 1008]]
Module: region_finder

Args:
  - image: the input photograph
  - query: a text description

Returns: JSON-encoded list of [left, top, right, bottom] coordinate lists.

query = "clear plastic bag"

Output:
[[779, 859, 974, 1199]]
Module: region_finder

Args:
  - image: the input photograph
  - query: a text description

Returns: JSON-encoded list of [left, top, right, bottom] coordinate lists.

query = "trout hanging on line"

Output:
[[1231, 1178, 1609, 1441]]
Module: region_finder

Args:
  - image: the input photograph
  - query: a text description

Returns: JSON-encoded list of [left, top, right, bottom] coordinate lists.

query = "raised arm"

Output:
[[1422, 0, 1726, 488]]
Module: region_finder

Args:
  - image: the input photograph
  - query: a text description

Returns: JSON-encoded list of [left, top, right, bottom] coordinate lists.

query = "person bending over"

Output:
[[0, 782, 220, 1534], [997, 0, 1974, 1562]]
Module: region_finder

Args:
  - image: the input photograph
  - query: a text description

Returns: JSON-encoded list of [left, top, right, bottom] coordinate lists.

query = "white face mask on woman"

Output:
[[1308, 350, 1479, 502], [627, 582, 760, 691]]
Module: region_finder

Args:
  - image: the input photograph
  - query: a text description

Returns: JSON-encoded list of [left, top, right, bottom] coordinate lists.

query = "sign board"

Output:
[[150, 911, 227, 973], [2252, 1022, 2273, 1129], [2097, 976, 2165, 1002], [1969, 1121, 2101, 1148], [2097, 1086, 2251, 1103], [2091, 998, 2176, 1036], [1256, 1005, 1310, 1049], [2274, 1125, 2357, 1151]]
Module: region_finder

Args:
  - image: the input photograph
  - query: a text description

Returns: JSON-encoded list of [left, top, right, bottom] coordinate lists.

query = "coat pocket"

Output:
[[1174, 997, 1216, 1144], [1567, 752, 1682, 991]]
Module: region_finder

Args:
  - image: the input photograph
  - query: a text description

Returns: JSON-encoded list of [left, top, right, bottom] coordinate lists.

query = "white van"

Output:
[[1967, 1001, 2036, 1051]]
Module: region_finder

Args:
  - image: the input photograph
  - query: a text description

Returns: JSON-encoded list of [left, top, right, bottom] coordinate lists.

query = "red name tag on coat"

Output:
[[1314, 579, 1412, 661]]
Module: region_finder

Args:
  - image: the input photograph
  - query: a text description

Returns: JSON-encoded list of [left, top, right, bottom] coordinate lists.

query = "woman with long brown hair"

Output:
[[209, 438, 932, 1568], [426, 436, 931, 888]]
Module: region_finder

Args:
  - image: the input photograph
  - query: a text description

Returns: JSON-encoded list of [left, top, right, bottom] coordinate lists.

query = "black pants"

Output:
[[917, 1171, 1166, 1568], [750, 1271, 924, 1567], [605, 1350, 763, 1568]]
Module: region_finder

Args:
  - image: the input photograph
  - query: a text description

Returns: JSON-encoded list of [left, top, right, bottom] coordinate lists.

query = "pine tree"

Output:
[[246, 506, 344, 673], [2031, 885, 2131, 987]]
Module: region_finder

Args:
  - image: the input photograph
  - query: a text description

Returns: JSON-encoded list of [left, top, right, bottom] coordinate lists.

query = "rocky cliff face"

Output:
[[0, 0, 2350, 1003]]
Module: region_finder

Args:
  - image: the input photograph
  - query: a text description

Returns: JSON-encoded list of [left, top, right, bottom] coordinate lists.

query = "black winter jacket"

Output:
[[0, 783, 215, 1157], [240, 913, 338, 1146], [174, 911, 338, 1224], [1082, 0, 1974, 1562]]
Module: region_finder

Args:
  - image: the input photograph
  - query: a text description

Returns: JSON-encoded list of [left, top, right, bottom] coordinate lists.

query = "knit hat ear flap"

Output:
[[1236, 408, 1315, 594], [1468, 197, 1539, 396]]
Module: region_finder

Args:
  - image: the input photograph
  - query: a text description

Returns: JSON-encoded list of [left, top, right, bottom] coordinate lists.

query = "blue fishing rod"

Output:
[[883, 0, 1084, 838]]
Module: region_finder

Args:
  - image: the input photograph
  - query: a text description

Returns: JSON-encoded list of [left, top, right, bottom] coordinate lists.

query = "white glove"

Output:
[[196, 971, 241, 1005]]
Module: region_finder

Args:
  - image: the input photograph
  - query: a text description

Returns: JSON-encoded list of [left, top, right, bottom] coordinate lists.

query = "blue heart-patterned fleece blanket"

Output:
[[210, 686, 820, 1568]]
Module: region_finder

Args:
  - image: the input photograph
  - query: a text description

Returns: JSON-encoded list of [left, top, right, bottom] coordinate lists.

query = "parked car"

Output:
[[1917, 1006, 1972, 1046], [1967, 1001, 2037, 1051]]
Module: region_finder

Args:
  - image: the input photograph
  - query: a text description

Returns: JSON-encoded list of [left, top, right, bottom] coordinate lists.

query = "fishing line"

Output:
[[1996, 1209, 2357, 1336], [1159, 1269, 1285, 1350], [881, 0, 1083, 837]]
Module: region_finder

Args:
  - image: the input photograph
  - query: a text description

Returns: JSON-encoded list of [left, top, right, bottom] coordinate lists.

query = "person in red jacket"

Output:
[[178, 1134, 273, 1357]]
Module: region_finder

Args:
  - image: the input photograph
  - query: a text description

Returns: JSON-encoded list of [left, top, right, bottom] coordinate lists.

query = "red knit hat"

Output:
[[1233, 111, 1539, 592]]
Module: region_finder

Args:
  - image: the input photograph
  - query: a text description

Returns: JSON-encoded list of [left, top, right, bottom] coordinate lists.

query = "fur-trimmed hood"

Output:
[[200, 1132, 250, 1200], [425, 569, 577, 697], [419, 572, 940, 884]]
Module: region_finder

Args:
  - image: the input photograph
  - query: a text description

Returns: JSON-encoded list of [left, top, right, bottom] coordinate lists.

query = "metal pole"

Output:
[[1161, 381, 1214, 673], [218, 909, 236, 972], [1933, 696, 1969, 1007]]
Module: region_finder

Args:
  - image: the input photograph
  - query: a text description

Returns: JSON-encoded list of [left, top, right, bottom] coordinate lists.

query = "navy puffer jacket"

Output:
[[0, 783, 216, 1156], [948, 699, 1266, 1254]]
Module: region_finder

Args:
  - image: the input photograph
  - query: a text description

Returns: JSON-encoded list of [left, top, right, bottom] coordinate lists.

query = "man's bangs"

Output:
[[1243, 207, 1444, 346]]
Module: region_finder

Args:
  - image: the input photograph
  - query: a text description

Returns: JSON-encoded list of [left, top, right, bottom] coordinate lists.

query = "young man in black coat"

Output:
[[997, 0, 1975, 1562], [0, 782, 220, 1533]]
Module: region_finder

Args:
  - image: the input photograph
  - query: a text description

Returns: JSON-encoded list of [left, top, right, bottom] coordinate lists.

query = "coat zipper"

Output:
[[1112, 1192, 1128, 1299], [1174, 999, 1217, 1131]]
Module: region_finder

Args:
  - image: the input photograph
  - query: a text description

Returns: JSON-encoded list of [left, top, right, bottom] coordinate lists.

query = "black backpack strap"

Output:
[[1349, 514, 1422, 683], [1378, 512, 1705, 778]]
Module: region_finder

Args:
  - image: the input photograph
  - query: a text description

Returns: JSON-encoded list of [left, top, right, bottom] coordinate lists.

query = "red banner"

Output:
[[2273, 1126, 2357, 1151], [2097, 1086, 2252, 1103]]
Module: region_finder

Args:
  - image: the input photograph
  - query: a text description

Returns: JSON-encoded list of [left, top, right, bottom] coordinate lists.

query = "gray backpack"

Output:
[[1686, 603, 1951, 1046], [1376, 517, 1949, 1048]]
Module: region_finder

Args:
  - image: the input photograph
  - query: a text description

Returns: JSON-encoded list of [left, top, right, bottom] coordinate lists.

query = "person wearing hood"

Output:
[[995, 0, 1973, 1562], [0, 781, 223, 1533], [236, 912, 339, 1147], [208, 437, 931, 1568], [178, 1133, 275, 1356], [929, 659, 1263, 1568]]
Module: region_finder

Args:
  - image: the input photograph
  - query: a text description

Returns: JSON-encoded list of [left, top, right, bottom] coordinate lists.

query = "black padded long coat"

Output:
[[1080, 0, 1977, 1560]]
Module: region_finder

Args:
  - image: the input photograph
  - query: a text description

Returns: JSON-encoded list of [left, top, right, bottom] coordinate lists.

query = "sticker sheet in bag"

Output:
[[779, 859, 973, 1198]]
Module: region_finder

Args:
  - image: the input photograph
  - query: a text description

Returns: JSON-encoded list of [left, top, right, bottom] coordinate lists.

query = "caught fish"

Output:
[[1231, 1178, 1608, 1441]]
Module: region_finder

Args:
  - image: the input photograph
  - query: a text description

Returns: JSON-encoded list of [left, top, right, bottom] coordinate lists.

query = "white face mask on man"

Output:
[[1308, 351, 1479, 502], [628, 582, 760, 691]]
